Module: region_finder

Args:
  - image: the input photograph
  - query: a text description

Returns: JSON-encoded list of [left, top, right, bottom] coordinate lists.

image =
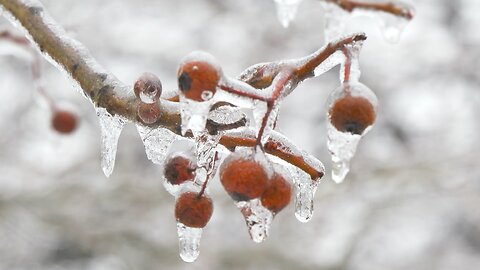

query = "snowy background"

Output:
[[1, 0, 480, 269]]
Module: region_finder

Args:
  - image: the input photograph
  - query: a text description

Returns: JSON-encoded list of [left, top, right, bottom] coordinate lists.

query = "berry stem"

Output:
[[319, 0, 414, 20], [198, 151, 219, 198]]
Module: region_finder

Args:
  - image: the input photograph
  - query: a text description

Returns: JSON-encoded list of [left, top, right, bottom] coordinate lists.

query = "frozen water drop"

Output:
[[176, 222, 203, 263], [96, 107, 127, 177], [273, 0, 303, 28], [236, 199, 273, 243], [292, 169, 319, 222], [136, 125, 178, 165]]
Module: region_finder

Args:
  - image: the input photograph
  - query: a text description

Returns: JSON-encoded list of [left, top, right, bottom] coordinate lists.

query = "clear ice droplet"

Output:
[[236, 199, 274, 243], [273, 0, 304, 28], [176, 222, 203, 263], [96, 107, 127, 177]]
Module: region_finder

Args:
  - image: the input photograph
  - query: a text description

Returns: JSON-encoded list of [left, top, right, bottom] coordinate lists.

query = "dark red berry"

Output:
[[175, 192, 213, 228], [52, 110, 77, 134], [177, 52, 221, 101], [260, 173, 292, 214], [220, 154, 268, 201], [164, 155, 196, 185], [329, 95, 376, 135]]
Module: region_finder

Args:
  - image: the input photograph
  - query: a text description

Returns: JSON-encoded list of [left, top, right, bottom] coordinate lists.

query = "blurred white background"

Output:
[[0, 0, 479, 269]]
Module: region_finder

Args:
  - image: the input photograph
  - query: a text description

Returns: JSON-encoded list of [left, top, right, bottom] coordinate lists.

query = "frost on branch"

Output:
[[0, 0, 414, 263]]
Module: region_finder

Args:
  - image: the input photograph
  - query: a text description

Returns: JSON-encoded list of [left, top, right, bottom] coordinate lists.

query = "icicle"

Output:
[[236, 199, 274, 243], [273, 0, 304, 28], [291, 167, 319, 222], [327, 125, 361, 183], [375, 11, 410, 43], [96, 107, 127, 177], [136, 125, 179, 165], [176, 222, 203, 262]]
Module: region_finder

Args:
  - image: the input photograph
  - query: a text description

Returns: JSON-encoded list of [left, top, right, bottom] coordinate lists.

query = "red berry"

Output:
[[137, 102, 161, 124], [164, 155, 196, 185], [177, 52, 221, 102], [329, 94, 376, 135], [52, 110, 77, 134], [175, 192, 213, 228], [134, 72, 162, 103], [260, 173, 292, 214], [220, 153, 268, 201]]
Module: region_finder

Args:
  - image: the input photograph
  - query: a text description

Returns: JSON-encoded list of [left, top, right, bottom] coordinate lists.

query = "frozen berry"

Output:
[[177, 51, 221, 102], [134, 72, 162, 104], [329, 94, 376, 135], [260, 173, 292, 214], [137, 102, 161, 124], [52, 110, 77, 134], [175, 192, 213, 228], [220, 153, 268, 201], [164, 155, 196, 185]]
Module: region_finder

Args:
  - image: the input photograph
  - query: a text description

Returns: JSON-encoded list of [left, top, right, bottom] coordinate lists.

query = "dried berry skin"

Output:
[[52, 110, 77, 134], [164, 155, 196, 185], [260, 173, 292, 214], [177, 58, 220, 101], [175, 192, 213, 228], [220, 155, 268, 201], [329, 95, 376, 135], [134, 72, 162, 103], [137, 102, 161, 124]]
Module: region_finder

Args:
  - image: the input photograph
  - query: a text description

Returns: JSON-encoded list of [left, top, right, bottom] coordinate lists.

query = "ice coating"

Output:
[[340, 40, 363, 83], [208, 104, 246, 125], [136, 125, 178, 165], [326, 82, 378, 183], [236, 199, 274, 243], [96, 107, 127, 177], [176, 222, 203, 263], [320, 1, 412, 43], [162, 139, 198, 196], [194, 131, 220, 175], [179, 95, 214, 136], [273, 0, 304, 28]]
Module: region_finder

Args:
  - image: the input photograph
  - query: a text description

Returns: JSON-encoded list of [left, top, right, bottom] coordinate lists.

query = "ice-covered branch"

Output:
[[319, 0, 414, 19], [238, 33, 367, 89]]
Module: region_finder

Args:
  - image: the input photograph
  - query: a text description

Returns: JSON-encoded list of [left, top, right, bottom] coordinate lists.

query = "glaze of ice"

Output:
[[136, 125, 178, 165], [176, 222, 203, 263], [0, 1, 124, 103], [320, 1, 411, 44], [273, 0, 303, 28], [162, 139, 198, 196], [96, 107, 127, 177], [319, 2, 349, 42], [217, 77, 268, 108], [236, 199, 274, 243], [179, 96, 213, 136], [194, 131, 220, 174], [340, 40, 363, 83], [208, 105, 246, 125]]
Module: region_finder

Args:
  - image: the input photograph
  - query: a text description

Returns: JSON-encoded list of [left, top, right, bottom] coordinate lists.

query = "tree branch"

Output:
[[0, 0, 345, 179], [319, 0, 414, 20]]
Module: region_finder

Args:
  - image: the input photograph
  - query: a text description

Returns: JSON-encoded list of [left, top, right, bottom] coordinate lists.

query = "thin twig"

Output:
[[319, 0, 414, 19]]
